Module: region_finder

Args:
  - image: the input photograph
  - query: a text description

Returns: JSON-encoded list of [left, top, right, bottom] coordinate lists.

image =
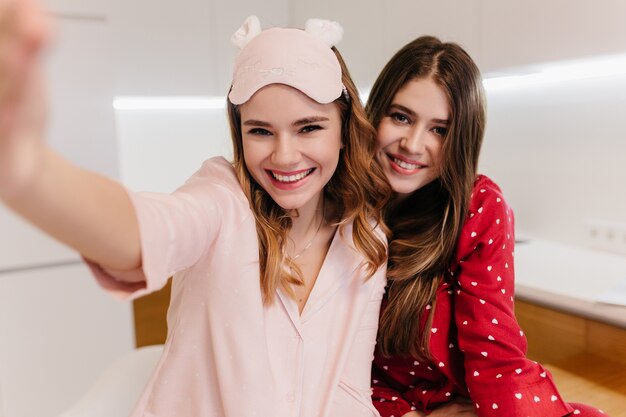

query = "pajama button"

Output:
[[286, 392, 295, 402]]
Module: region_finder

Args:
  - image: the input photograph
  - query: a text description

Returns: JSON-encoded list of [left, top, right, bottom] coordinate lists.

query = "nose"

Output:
[[400, 126, 426, 155], [271, 133, 301, 167]]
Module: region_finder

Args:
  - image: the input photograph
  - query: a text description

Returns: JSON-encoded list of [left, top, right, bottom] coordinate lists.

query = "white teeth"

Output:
[[272, 168, 313, 183], [392, 157, 421, 170]]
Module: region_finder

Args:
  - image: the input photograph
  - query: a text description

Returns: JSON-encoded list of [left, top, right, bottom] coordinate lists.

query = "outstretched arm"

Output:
[[0, 0, 141, 272]]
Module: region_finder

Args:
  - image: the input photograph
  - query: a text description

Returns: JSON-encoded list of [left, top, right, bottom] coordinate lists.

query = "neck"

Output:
[[289, 194, 325, 241]]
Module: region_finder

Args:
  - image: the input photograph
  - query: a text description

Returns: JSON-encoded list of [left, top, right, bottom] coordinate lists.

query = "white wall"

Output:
[[0, 264, 134, 417], [481, 72, 626, 246], [116, 109, 232, 193], [479, 0, 626, 71], [477, 0, 626, 248], [109, 0, 289, 97], [43, 0, 110, 15], [290, 0, 483, 91]]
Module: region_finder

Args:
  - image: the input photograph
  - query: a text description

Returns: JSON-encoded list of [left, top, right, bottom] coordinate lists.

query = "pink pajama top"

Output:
[[87, 157, 387, 417]]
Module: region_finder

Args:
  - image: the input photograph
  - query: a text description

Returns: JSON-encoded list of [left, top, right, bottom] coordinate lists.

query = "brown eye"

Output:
[[390, 112, 410, 124], [433, 126, 447, 137], [248, 128, 272, 136], [300, 124, 323, 134]]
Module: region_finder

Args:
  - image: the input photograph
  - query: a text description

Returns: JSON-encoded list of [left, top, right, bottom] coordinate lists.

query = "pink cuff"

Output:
[[83, 257, 150, 301]]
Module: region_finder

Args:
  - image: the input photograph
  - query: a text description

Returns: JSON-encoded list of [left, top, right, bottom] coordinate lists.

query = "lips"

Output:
[[386, 153, 426, 174], [265, 167, 316, 190], [269, 168, 314, 183]]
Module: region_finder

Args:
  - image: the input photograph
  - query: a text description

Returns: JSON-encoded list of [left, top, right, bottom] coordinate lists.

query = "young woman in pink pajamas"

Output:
[[366, 36, 607, 417], [0, 4, 390, 416]]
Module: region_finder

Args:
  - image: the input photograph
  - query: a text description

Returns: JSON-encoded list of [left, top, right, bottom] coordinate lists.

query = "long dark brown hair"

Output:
[[229, 47, 391, 305], [366, 36, 486, 358]]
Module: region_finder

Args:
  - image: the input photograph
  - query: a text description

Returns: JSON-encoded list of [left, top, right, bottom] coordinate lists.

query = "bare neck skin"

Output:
[[287, 192, 325, 251], [286, 192, 337, 314]]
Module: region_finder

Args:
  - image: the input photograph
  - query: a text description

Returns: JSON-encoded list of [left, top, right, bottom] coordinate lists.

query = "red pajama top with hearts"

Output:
[[371, 175, 575, 417]]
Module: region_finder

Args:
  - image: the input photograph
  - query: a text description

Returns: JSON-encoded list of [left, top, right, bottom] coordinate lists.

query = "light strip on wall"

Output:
[[483, 54, 626, 91], [112, 54, 626, 109], [113, 96, 226, 110]]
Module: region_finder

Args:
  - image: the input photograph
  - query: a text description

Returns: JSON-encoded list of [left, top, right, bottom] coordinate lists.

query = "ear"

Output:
[[231, 15, 262, 49], [304, 18, 343, 47]]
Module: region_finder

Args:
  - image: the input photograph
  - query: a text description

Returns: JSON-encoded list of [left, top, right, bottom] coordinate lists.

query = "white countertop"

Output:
[[515, 239, 626, 328]]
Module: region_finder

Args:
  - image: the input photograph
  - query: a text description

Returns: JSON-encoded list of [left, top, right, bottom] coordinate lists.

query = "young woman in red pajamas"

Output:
[[366, 36, 608, 417]]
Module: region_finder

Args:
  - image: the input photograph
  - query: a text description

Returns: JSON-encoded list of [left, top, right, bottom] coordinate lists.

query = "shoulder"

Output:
[[466, 175, 512, 222], [176, 157, 248, 205], [193, 156, 240, 189], [456, 175, 514, 259], [469, 175, 507, 211]]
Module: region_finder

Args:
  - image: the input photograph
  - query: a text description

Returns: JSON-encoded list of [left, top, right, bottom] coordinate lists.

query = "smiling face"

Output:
[[376, 77, 450, 197], [239, 84, 342, 212]]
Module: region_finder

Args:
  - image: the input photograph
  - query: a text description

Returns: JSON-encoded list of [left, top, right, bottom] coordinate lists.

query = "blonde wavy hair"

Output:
[[228, 47, 390, 305]]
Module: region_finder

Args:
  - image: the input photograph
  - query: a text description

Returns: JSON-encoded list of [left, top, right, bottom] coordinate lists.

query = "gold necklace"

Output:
[[292, 214, 324, 260], [291, 198, 326, 260]]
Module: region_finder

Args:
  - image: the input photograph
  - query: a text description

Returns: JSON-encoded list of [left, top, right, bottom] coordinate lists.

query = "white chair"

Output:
[[58, 345, 163, 417]]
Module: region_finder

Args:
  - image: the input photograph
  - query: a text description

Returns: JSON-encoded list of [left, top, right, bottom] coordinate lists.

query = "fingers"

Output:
[[451, 404, 477, 416], [0, 0, 49, 196], [0, 0, 49, 97], [0, 0, 49, 45], [429, 401, 478, 417], [0, 0, 49, 135], [19, 0, 50, 53]]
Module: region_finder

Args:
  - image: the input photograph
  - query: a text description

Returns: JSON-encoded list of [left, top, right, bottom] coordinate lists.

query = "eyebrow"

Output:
[[389, 104, 449, 125], [293, 116, 329, 126], [242, 116, 329, 127], [243, 120, 271, 127]]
